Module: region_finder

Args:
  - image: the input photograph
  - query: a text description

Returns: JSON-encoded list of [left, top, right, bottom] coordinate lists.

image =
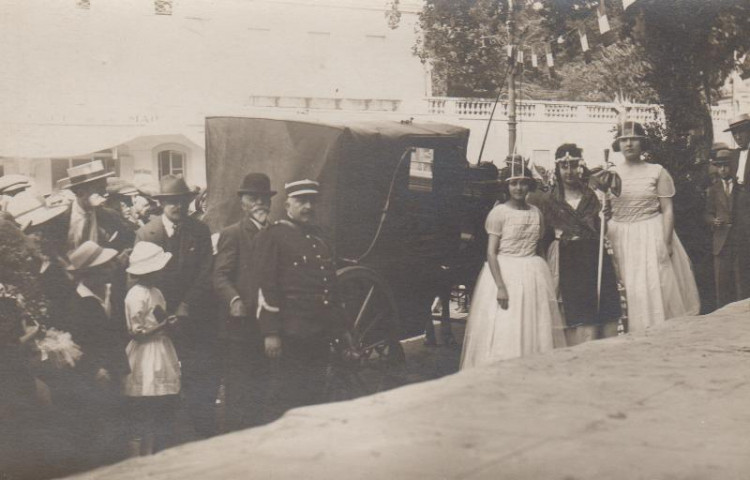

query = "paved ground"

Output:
[[71, 300, 750, 480]]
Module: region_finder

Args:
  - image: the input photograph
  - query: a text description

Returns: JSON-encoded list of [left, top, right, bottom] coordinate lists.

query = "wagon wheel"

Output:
[[326, 266, 405, 401]]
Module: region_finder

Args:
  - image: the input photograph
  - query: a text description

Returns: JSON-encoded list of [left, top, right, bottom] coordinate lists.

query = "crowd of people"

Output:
[[0, 160, 352, 478], [1, 114, 750, 477], [461, 116, 750, 368]]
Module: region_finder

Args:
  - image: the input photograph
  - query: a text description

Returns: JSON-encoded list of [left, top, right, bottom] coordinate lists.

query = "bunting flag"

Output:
[[531, 48, 538, 68], [622, 0, 636, 10], [507, 44, 514, 59], [598, 4, 611, 34], [579, 27, 592, 63], [545, 44, 556, 77], [517, 49, 524, 65]]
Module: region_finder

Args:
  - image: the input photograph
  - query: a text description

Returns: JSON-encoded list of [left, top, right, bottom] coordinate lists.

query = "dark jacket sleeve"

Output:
[[255, 228, 282, 336], [69, 298, 129, 378], [705, 186, 717, 226], [183, 220, 215, 309], [213, 226, 240, 306], [97, 207, 136, 252]]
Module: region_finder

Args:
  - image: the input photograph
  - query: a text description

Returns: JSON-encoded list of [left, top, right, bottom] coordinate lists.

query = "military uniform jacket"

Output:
[[213, 217, 264, 340], [255, 217, 344, 338]]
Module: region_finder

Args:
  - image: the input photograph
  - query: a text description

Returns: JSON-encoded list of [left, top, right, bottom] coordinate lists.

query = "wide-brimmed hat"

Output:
[[126, 241, 172, 276], [62, 160, 115, 190], [66, 241, 118, 272], [152, 175, 197, 199], [285, 179, 319, 198], [723, 113, 750, 132], [711, 149, 734, 166], [6, 193, 69, 230], [238, 173, 276, 197], [612, 121, 649, 152], [106, 177, 139, 198], [0, 175, 32, 196]]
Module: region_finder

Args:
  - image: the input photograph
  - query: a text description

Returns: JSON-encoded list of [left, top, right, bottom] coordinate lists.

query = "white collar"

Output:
[[76, 282, 111, 304], [162, 214, 177, 237]]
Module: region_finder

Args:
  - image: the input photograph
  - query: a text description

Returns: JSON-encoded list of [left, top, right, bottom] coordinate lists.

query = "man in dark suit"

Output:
[[705, 149, 741, 308], [213, 172, 276, 431], [59, 160, 135, 254], [723, 113, 750, 302], [135, 175, 218, 438]]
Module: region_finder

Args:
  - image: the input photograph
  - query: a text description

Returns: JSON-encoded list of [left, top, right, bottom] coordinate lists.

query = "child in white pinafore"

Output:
[[122, 241, 180, 456]]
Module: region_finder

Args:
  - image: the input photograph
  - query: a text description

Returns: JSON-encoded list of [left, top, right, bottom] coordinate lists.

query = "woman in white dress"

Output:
[[460, 160, 566, 370], [607, 121, 700, 332]]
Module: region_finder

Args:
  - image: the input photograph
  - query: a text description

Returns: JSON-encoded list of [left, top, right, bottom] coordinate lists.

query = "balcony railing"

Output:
[[425, 97, 731, 125]]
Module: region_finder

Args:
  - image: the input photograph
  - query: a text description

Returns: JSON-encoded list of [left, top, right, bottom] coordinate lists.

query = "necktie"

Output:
[[724, 180, 730, 196], [80, 211, 92, 244]]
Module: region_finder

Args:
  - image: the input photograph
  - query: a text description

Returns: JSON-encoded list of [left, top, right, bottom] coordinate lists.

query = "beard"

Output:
[[250, 207, 269, 225]]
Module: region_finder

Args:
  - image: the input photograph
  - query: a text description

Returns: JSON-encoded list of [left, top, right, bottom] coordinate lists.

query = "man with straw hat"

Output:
[[59, 160, 135, 253], [723, 113, 750, 301], [136, 174, 218, 438], [213, 172, 276, 431]]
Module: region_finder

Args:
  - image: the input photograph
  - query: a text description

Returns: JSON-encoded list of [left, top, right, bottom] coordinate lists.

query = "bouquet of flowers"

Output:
[[35, 327, 83, 369]]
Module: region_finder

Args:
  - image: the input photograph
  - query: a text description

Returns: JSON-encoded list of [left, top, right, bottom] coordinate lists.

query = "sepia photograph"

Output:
[[1, 0, 749, 478]]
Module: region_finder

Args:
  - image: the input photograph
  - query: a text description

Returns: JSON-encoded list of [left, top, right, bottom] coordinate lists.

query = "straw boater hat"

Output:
[[0, 175, 32, 197], [61, 160, 115, 190], [6, 194, 69, 231], [612, 120, 649, 152], [126, 241, 172, 276], [106, 177, 139, 198], [723, 113, 750, 132], [151, 175, 198, 200], [284, 179, 320, 197], [238, 173, 276, 197], [66, 241, 118, 271]]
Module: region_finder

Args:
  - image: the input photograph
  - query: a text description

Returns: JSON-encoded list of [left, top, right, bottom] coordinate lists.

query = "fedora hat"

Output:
[[723, 113, 750, 132], [0, 175, 32, 196], [62, 160, 115, 190], [6, 193, 69, 231], [238, 173, 276, 196], [711, 149, 734, 165], [152, 175, 197, 199], [285, 179, 319, 198], [106, 177, 139, 197], [126, 241, 172, 276], [66, 241, 118, 271]]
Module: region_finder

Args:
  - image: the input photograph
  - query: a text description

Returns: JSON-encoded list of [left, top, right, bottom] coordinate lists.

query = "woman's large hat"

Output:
[[6, 193, 69, 230], [612, 121, 649, 152], [723, 113, 750, 132], [152, 175, 197, 199], [62, 160, 115, 190], [237, 173, 276, 196], [127, 241, 172, 276], [66, 241, 118, 271]]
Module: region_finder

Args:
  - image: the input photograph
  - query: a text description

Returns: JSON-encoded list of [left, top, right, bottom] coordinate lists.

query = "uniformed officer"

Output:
[[254, 179, 346, 415]]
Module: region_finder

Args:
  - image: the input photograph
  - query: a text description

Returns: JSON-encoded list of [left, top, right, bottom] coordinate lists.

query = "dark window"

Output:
[[158, 150, 185, 179]]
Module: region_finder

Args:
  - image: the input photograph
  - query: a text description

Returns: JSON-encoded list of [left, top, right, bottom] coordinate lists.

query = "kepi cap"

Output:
[[285, 179, 320, 198]]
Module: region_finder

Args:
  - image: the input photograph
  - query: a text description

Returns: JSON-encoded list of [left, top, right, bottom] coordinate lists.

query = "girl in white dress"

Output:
[[460, 161, 566, 369], [607, 121, 700, 332], [123, 241, 181, 456]]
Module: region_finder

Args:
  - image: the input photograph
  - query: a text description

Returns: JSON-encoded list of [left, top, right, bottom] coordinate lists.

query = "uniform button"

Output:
[[312, 244, 317, 249], [320, 265, 325, 270], [324, 289, 329, 294], [316, 255, 321, 259], [323, 300, 329, 306], [306, 234, 311, 239], [293, 262, 298, 266]]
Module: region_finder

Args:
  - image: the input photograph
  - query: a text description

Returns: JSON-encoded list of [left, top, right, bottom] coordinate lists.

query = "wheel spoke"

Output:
[[353, 285, 375, 331], [356, 310, 388, 344]]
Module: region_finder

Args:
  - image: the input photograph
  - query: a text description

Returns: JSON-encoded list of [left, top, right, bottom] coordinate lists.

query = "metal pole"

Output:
[[506, 7, 516, 155]]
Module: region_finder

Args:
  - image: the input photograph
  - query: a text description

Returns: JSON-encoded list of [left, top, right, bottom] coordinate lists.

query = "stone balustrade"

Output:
[[425, 97, 731, 125]]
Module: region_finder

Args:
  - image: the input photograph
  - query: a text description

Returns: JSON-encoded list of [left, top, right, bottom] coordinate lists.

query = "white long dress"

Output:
[[607, 162, 700, 332], [460, 204, 566, 370], [122, 285, 181, 397]]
